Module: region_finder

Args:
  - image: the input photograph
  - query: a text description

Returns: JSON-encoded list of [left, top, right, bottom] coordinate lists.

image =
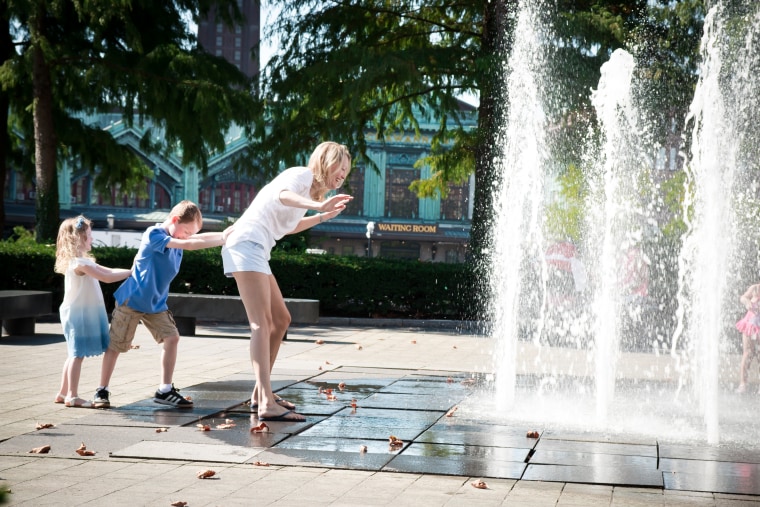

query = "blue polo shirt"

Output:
[[114, 225, 182, 313]]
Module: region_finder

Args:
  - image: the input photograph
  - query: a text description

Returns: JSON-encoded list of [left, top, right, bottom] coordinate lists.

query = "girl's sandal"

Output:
[[54, 393, 66, 404], [65, 397, 93, 408]]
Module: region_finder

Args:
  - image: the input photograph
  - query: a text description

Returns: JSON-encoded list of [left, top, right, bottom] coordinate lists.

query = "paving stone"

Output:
[[251, 447, 394, 471], [523, 463, 663, 487], [110, 440, 264, 463]]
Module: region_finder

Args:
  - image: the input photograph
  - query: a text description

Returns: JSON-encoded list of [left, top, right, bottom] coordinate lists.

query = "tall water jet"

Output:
[[490, 0, 551, 409], [585, 48, 643, 423]]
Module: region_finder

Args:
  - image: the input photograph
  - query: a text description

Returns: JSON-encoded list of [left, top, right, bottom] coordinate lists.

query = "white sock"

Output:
[[158, 383, 172, 394]]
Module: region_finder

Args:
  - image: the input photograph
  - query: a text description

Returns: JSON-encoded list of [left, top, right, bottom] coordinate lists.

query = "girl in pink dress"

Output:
[[736, 282, 760, 393], [54, 216, 131, 407]]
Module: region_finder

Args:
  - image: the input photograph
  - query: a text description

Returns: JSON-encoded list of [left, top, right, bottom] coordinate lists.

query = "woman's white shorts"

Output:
[[222, 241, 272, 276]]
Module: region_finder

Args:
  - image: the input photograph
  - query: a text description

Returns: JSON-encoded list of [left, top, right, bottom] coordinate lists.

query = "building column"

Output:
[[182, 165, 199, 204], [58, 159, 72, 210], [365, 150, 386, 217]]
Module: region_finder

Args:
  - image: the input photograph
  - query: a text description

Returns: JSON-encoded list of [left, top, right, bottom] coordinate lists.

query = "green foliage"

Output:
[[0, 240, 476, 320], [1, 0, 257, 240], [544, 164, 587, 242]]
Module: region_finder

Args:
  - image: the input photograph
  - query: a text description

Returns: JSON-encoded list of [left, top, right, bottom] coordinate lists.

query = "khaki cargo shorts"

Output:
[[108, 304, 179, 353]]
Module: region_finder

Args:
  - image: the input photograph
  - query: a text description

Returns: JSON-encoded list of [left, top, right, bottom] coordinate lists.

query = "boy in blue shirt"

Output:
[[93, 201, 231, 408]]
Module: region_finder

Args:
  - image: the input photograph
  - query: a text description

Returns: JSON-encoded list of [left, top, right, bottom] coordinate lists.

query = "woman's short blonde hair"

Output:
[[309, 141, 351, 200]]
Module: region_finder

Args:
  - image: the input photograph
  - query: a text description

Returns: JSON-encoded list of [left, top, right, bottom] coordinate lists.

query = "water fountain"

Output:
[[486, 0, 760, 446]]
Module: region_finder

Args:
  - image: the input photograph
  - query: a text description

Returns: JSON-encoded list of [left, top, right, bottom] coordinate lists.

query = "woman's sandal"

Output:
[[250, 397, 296, 412], [54, 393, 66, 404], [64, 397, 93, 408]]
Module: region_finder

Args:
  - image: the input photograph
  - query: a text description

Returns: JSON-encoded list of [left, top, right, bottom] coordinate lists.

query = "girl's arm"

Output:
[[76, 263, 132, 284], [740, 284, 759, 310], [167, 232, 225, 250]]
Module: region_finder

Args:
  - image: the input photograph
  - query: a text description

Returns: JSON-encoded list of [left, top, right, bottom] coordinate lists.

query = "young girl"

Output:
[[54, 216, 131, 407], [736, 282, 760, 393]]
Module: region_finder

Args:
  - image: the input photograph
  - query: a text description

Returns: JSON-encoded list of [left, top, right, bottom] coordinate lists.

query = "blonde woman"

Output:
[[222, 142, 353, 421]]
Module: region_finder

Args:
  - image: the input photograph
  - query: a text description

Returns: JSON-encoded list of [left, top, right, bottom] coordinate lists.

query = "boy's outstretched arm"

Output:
[[167, 232, 225, 251]]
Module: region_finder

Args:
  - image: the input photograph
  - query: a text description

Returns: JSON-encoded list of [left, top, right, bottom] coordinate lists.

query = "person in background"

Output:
[[54, 215, 132, 408], [735, 281, 760, 393]]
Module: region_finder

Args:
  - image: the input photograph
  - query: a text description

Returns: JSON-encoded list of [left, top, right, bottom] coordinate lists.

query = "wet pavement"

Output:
[[1, 320, 760, 505]]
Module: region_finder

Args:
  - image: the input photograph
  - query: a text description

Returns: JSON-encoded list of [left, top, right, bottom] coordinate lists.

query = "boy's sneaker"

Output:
[[154, 385, 193, 408], [93, 388, 110, 409]]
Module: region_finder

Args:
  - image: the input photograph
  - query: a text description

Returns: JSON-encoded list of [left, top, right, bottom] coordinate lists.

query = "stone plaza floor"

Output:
[[1, 320, 759, 506]]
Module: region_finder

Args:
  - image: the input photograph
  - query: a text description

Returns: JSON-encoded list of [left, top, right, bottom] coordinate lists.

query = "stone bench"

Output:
[[0, 290, 53, 336], [166, 293, 319, 336]]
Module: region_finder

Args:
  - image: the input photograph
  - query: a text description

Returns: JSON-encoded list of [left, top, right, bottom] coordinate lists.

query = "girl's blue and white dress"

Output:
[[59, 257, 110, 357]]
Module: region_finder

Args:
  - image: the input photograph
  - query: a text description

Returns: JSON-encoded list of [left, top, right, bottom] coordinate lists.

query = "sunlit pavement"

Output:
[[1, 320, 759, 506]]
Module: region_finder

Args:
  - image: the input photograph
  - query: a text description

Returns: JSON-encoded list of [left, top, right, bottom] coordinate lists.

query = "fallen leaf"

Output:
[[446, 377, 454, 383], [29, 444, 51, 454], [359, 445, 368, 453], [355, 344, 363, 350], [325, 360, 332, 365], [185, 396, 192, 401], [197, 469, 216, 479], [318, 365, 323, 370], [323, 388, 333, 395], [388, 435, 403, 447], [411, 340, 417, 344], [315, 339, 325, 345], [76, 449, 95, 456], [130, 344, 140, 349], [156, 427, 168, 433], [251, 422, 269, 433], [452, 345, 457, 349], [351, 399, 357, 408], [526, 430, 540, 439], [196, 424, 211, 432], [326, 394, 337, 401], [338, 382, 346, 391], [216, 423, 236, 430], [446, 406, 458, 417], [35, 422, 55, 430], [252, 460, 270, 466], [471, 479, 488, 489], [170, 501, 187, 507]]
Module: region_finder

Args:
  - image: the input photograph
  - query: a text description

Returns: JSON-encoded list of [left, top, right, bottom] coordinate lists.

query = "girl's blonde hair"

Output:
[[55, 216, 93, 274], [309, 141, 351, 201]]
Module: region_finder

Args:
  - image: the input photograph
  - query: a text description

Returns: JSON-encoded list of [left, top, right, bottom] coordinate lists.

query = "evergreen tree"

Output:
[[1, 0, 257, 241]]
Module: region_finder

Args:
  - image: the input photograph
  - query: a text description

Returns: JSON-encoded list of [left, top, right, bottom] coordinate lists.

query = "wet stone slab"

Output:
[[385, 442, 528, 479], [523, 463, 663, 487], [252, 447, 395, 471], [296, 407, 442, 441], [533, 439, 658, 458], [418, 421, 542, 448], [662, 468, 760, 495], [111, 440, 263, 463], [529, 449, 657, 468], [357, 392, 461, 411]]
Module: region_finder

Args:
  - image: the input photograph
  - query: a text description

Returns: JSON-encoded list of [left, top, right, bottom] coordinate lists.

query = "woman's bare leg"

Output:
[[234, 271, 303, 420]]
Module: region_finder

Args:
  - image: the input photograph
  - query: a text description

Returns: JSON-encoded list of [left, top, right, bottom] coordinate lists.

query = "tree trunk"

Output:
[[31, 8, 59, 243], [0, 4, 12, 235], [469, 0, 513, 320]]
